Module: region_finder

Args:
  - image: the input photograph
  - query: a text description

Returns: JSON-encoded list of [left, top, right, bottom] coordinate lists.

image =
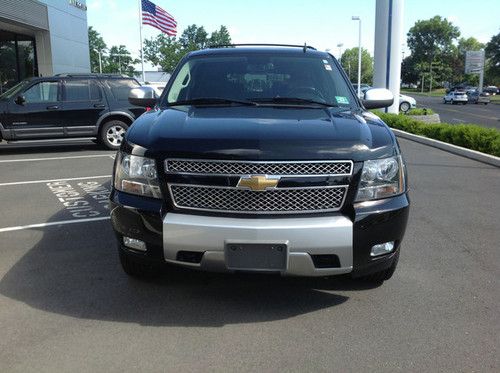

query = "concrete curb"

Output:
[[392, 129, 500, 168]]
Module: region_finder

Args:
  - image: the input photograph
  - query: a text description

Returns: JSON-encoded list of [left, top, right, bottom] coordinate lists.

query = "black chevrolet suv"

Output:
[[0, 74, 145, 149], [110, 45, 410, 284]]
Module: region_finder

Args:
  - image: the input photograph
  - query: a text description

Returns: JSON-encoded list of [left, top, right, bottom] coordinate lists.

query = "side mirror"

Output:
[[15, 95, 26, 105], [128, 86, 158, 108], [362, 88, 394, 109]]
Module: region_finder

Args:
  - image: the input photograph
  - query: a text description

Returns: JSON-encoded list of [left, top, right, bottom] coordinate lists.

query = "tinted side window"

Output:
[[106, 79, 140, 101], [65, 80, 102, 101], [24, 82, 58, 103]]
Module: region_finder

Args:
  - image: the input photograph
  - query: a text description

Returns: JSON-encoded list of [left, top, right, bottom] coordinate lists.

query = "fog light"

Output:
[[123, 237, 147, 252], [370, 241, 395, 257]]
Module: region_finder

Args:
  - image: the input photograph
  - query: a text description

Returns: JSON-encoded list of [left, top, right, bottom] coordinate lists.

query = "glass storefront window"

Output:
[[0, 31, 38, 95]]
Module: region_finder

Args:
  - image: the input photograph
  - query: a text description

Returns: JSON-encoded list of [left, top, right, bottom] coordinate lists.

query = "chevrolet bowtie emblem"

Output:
[[237, 175, 280, 191]]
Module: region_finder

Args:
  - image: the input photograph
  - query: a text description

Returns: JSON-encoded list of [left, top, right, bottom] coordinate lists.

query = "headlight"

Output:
[[355, 155, 405, 202], [114, 152, 161, 198]]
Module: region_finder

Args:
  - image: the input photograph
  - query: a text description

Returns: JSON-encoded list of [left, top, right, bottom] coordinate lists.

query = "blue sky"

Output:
[[87, 0, 499, 69]]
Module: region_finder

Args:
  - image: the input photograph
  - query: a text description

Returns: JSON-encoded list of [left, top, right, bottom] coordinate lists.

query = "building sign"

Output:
[[69, 0, 87, 11], [465, 50, 484, 74]]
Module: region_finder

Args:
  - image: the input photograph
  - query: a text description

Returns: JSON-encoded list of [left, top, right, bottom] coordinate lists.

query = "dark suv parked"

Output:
[[110, 44, 410, 284], [0, 74, 145, 149]]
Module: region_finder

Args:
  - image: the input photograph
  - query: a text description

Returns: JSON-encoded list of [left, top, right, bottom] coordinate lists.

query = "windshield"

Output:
[[0, 80, 29, 101], [165, 53, 356, 108]]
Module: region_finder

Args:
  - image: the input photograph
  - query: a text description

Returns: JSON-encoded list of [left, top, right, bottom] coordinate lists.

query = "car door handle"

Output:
[[93, 104, 106, 108], [46, 105, 59, 110]]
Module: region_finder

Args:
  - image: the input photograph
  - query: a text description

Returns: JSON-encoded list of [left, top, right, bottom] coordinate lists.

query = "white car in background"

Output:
[[398, 94, 416, 113], [443, 91, 468, 105]]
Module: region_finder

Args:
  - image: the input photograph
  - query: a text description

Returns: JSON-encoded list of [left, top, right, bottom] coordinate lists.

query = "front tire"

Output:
[[100, 120, 129, 150], [399, 101, 411, 113]]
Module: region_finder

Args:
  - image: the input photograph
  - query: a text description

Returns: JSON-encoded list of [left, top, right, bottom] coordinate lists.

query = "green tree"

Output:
[[340, 47, 373, 84], [208, 25, 232, 46], [104, 45, 138, 76], [143, 24, 232, 73], [401, 55, 420, 85], [405, 16, 460, 88], [143, 35, 184, 73], [407, 16, 460, 64], [179, 24, 208, 51], [457, 37, 484, 55], [485, 32, 500, 85], [88, 26, 107, 73]]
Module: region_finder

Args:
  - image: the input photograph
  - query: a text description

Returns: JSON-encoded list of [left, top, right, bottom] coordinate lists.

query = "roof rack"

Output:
[[208, 43, 317, 52], [54, 73, 130, 78]]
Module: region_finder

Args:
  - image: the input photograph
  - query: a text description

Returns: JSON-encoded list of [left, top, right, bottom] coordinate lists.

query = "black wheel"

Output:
[[451, 99, 454, 105], [357, 251, 399, 283], [118, 248, 159, 279], [443, 98, 446, 104], [100, 120, 129, 150], [399, 101, 411, 113]]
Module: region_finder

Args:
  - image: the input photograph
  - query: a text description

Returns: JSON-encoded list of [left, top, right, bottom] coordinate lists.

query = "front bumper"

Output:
[[110, 191, 409, 277], [162, 213, 353, 276]]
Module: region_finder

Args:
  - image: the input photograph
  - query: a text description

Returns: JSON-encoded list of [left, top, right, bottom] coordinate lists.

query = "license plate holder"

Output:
[[225, 243, 287, 271]]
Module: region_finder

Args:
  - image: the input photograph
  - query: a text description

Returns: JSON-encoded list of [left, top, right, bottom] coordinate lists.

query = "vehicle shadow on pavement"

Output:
[[0, 203, 379, 327]]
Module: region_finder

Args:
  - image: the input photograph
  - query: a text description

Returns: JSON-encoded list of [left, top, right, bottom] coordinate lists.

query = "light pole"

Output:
[[352, 16, 362, 98], [93, 49, 103, 73], [337, 43, 344, 65], [110, 53, 130, 74]]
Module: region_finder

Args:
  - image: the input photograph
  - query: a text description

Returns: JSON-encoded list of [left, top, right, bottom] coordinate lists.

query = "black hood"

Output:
[[126, 106, 398, 161]]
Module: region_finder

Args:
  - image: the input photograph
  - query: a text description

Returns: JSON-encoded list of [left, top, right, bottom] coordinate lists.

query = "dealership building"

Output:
[[0, 0, 90, 93]]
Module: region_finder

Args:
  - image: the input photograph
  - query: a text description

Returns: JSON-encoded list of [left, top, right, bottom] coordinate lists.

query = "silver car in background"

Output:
[[443, 91, 468, 105]]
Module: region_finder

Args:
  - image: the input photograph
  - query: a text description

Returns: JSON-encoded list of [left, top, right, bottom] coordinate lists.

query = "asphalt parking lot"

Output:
[[0, 138, 499, 372], [408, 94, 500, 129]]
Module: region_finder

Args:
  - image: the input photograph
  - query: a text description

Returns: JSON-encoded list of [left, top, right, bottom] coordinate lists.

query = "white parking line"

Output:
[[0, 175, 111, 187], [0, 154, 115, 163], [0, 216, 111, 233]]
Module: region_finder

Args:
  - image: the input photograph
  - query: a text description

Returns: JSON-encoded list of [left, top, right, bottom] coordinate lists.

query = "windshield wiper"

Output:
[[251, 97, 338, 107], [168, 98, 258, 106]]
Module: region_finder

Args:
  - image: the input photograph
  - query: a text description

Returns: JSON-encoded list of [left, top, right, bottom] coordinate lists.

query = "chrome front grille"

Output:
[[169, 184, 348, 214], [165, 159, 353, 176]]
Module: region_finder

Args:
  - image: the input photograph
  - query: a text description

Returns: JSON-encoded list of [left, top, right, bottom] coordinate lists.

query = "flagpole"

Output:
[[138, 0, 145, 83]]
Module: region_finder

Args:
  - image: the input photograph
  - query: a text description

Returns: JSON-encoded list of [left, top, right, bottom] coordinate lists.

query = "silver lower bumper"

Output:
[[163, 213, 353, 276]]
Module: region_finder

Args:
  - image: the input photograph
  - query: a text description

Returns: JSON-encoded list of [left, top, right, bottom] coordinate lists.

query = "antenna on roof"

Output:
[[303, 43, 307, 53]]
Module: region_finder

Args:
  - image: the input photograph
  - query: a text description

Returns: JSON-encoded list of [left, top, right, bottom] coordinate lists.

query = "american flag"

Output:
[[141, 0, 177, 36]]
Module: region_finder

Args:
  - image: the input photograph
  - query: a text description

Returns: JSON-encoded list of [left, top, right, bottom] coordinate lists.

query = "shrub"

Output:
[[404, 108, 435, 115], [377, 113, 500, 157]]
